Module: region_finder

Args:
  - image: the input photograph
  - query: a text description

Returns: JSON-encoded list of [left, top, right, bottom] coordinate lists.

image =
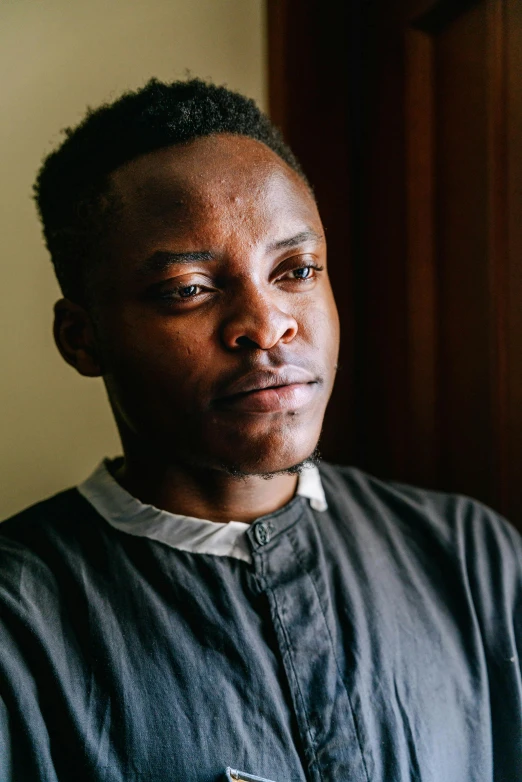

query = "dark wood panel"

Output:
[[434, 3, 497, 503], [404, 30, 438, 485], [267, 0, 356, 464], [505, 0, 522, 521], [267, 0, 522, 528], [413, 0, 487, 33]]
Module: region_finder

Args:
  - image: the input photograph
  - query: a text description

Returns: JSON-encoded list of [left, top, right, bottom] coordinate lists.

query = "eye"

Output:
[[292, 266, 314, 280], [176, 284, 201, 299], [282, 263, 324, 283], [154, 283, 209, 302]]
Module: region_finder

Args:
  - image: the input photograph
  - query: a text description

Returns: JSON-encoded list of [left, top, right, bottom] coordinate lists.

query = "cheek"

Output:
[[299, 291, 340, 357], [100, 311, 214, 398]]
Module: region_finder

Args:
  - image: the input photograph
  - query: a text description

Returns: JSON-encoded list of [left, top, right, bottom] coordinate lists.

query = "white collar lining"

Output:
[[78, 458, 327, 564]]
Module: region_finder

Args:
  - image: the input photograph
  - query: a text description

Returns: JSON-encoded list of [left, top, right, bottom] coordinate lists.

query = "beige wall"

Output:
[[0, 0, 267, 520]]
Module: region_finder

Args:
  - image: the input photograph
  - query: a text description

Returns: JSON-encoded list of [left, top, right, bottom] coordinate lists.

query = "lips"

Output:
[[214, 367, 320, 413]]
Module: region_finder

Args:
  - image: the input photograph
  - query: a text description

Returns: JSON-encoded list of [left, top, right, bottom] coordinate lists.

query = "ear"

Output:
[[53, 298, 103, 377]]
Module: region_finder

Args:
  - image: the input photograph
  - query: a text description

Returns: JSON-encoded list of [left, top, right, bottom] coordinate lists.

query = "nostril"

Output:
[[235, 335, 259, 349], [222, 307, 298, 351]]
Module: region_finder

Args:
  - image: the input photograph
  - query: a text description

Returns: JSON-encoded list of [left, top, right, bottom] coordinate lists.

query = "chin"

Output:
[[221, 451, 320, 480], [211, 425, 322, 479]]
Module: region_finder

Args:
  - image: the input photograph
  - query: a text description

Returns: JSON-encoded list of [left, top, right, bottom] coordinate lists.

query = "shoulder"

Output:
[[320, 463, 522, 544], [0, 487, 95, 545], [0, 489, 106, 596], [319, 461, 521, 545], [318, 461, 522, 612]]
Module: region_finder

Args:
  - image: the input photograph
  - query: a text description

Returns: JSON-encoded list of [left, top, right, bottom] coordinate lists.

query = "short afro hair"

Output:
[[33, 78, 309, 303]]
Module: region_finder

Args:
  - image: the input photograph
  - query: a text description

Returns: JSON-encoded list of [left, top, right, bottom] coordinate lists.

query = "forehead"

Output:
[[107, 134, 320, 252]]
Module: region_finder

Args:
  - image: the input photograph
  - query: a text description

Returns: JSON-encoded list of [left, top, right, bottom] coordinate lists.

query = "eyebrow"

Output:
[[137, 229, 324, 276], [267, 229, 325, 252], [137, 250, 215, 276]]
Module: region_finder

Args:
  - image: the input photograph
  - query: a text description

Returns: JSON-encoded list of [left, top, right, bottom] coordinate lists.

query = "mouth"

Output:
[[214, 368, 320, 413], [216, 382, 319, 413]]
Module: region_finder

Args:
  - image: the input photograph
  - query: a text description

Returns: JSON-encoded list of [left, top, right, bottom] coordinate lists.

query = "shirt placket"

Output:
[[248, 501, 372, 782]]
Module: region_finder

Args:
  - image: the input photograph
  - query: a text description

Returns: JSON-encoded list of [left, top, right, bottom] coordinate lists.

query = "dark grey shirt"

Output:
[[0, 463, 521, 781]]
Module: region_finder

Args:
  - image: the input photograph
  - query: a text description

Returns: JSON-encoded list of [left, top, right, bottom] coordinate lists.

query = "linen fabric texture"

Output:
[[0, 463, 521, 781]]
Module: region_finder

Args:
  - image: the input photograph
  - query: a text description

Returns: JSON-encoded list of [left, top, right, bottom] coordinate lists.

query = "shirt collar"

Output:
[[78, 458, 327, 564]]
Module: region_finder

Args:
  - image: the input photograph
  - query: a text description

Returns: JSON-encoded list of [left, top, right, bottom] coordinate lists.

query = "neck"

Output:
[[112, 452, 300, 525]]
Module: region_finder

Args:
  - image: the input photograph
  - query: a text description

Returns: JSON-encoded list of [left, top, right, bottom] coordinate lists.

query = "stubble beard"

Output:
[[219, 445, 322, 482]]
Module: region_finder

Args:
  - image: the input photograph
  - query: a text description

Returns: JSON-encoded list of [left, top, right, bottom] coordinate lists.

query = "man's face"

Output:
[[91, 134, 340, 475]]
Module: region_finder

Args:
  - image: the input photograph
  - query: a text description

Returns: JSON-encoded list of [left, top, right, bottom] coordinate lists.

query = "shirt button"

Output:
[[254, 521, 273, 546]]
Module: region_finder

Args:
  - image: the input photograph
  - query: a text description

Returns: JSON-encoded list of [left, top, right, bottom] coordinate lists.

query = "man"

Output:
[[0, 79, 520, 782]]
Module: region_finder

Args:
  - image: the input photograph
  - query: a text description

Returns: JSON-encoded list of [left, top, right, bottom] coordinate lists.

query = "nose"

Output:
[[220, 287, 299, 351]]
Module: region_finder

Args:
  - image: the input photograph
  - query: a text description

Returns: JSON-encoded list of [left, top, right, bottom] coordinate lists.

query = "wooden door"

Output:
[[401, 0, 522, 520], [268, 0, 522, 527]]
